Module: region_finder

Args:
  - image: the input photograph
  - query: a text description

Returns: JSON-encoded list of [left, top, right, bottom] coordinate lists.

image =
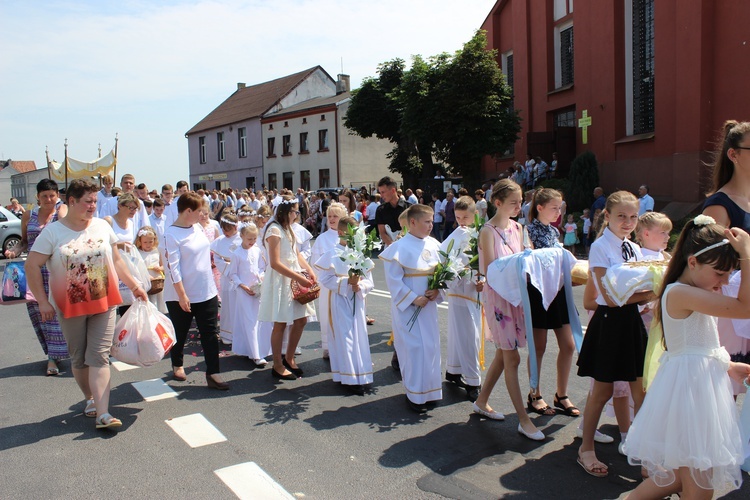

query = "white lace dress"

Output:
[[257, 223, 314, 323], [624, 283, 744, 494]]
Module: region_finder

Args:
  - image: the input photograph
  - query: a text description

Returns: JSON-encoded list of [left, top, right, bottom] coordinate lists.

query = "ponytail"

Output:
[[709, 120, 750, 195], [528, 188, 562, 223]]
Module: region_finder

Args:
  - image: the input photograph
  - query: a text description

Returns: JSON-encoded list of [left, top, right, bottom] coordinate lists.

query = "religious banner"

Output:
[[46, 139, 118, 187]]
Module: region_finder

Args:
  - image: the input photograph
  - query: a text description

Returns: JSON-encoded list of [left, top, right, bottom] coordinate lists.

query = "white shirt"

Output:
[[164, 223, 217, 303], [96, 188, 112, 217], [101, 195, 149, 229], [432, 199, 444, 223], [149, 213, 167, 244], [248, 199, 262, 211], [589, 227, 643, 306], [638, 194, 654, 215], [165, 196, 181, 228], [366, 201, 379, 221], [407, 194, 418, 205]]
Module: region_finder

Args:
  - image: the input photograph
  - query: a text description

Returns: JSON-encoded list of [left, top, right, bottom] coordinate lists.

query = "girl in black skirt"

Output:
[[575, 191, 656, 478], [525, 188, 579, 417]]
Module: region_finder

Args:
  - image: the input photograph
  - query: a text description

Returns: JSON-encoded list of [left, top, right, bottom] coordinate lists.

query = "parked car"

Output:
[[0, 206, 22, 257]]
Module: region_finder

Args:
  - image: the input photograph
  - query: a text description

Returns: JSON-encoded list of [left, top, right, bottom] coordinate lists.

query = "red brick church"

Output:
[[480, 0, 750, 209]]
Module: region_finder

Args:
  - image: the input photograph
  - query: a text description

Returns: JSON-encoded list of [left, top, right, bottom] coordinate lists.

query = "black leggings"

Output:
[[167, 296, 221, 375]]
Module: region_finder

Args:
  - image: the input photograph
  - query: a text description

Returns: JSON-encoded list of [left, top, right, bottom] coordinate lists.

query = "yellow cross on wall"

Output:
[[578, 110, 592, 144]]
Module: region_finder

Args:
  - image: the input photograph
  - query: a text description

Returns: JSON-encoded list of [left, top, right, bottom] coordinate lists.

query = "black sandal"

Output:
[[527, 393, 555, 415], [554, 393, 580, 417]]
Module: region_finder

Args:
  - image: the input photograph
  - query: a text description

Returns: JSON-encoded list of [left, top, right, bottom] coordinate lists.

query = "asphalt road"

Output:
[[1, 259, 748, 499]]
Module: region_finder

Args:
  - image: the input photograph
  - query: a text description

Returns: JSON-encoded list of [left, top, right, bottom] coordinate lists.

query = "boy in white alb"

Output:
[[379, 204, 443, 412], [210, 214, 241, 344], [310, 203, 346, 359], [315, 217, 374, 395], [441, 196, 484, 402]]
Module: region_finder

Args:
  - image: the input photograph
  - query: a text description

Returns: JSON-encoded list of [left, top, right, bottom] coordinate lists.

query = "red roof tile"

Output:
[[186, 66, 324, 136], [9, 161, 37, 173]]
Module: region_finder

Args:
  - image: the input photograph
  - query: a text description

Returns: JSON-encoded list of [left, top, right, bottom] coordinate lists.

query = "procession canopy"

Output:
[[46, 145, 117, 184]]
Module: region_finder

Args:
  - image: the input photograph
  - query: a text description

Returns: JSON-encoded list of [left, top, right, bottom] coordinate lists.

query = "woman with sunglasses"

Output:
[[104, 193, 141, 316]]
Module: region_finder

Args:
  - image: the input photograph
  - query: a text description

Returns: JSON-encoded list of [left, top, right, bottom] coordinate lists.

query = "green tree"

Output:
[[344, 31, 520, 189], [567, 151, 599, 212]]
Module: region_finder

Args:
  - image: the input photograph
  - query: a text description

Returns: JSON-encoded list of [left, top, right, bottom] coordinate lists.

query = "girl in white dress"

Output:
[[624, 216, 750, 499], [258, 196, 316, 380], [135, 226, 166, 313], [228, 223, 271, 366], [211, 213, 241, 343]]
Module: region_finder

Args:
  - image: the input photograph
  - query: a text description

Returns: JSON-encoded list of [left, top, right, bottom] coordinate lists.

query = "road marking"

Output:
[[132, 378, 179, 402], [110, 357, 139, 371], [166, 413, 227, 448], [214, 462, 295, 500]]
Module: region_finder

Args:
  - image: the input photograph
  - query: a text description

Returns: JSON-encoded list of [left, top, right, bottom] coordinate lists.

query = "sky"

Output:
[[0, 0, 496, 190]]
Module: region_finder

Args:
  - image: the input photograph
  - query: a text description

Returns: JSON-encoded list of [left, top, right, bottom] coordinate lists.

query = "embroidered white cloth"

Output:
[[601, 261, 668, 307]]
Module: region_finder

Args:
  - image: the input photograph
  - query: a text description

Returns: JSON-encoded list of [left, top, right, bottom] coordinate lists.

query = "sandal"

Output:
[[527, 393, 555, 415], [554, 393, 580, 417], [95, 413, 122, 429], [46, 360, 59, 376], [84, 398, 97, 418], [577, 450, 608, 477]]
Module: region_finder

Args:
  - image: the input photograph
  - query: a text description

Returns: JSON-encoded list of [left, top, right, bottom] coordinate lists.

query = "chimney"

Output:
[[336, 74, 350, 94], [237, 82, 246, 90]]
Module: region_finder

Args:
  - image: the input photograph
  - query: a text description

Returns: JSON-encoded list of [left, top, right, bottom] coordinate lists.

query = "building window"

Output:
[[269, 124, 273, 130], [284, 121, 288, 127], [319, 168, 330, 188], [302, 118, 307, 124], [283, 172, 293, 191], [553, 0, 574, 21], [300, 170, 310, 191], [554, 108, 576, 128], [217, 132, 225, 161], [318, 129, 329, 151], [267, 137, 276, 157], [555, 24, 573, 88], [193, 182, 206, 191], [299, 132, 308, 153], [238, 127, 247, 158], [632, 0, 655, 135], [198, 136, 206, 164], [245, 176, 255, 189], [320, 114, 326, 121], [268, 173, 277, 190], [282, 135, 292, 156]]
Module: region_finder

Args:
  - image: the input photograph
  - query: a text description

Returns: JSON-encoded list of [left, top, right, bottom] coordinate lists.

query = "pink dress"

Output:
[[480, 221, 527, 350]]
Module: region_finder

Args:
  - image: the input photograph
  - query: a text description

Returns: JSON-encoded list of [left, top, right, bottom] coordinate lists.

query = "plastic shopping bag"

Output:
[[1, 260, 29, 305], [117, 245, 152, 305], [111, 299, 176, 367]]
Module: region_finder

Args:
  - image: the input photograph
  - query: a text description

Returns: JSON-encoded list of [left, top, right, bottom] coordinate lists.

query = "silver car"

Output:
[[0, 206, 22, 256]]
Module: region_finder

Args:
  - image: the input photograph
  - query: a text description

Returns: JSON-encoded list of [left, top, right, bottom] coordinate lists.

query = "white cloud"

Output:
[[0, 0, 496, 189]]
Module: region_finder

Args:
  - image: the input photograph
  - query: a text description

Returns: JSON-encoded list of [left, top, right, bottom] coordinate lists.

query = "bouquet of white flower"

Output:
[[336, 223, 382, 314], [407, 238, 467, 331]]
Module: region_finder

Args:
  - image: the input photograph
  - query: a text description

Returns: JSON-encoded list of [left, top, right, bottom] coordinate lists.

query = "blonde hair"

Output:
[[490, 179, 522, 203], [239, 222, 259, 237], [117, 192, 140, 209], [405, 203, 433, 223], [134, 226, 158, 249], [635, 212, 672, 245], [454, 196, 476, 213], [326, 201, 347, 219], [597, 190, 639, 237]]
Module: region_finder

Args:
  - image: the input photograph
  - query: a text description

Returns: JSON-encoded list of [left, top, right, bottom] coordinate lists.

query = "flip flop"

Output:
[[577, 450, 608, 477], [46, 367, 59, 376], [95, 413, 122, 429]]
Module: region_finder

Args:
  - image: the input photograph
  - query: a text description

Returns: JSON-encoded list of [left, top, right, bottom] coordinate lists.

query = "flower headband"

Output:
[[219, 218, 238, 226], [693, 214, 715, 226], [238, 221, 257, 230], [137, 228, 154, 238]]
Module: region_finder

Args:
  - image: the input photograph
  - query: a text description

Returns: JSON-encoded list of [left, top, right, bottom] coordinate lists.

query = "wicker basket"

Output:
[[291, 272, 320, 304], [148, 278, 165, 296]]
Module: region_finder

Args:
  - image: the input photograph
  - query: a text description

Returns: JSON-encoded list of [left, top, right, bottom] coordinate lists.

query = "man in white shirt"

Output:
[[366, 194, 380, 233], [100, 174, 149, 228], [406, 189, 418, 205], [247, 191, 261, 211], [431, 193, 444, 241], [638, 185, 654, 215], [161, 184, 175, 207], [95, 174, 114, 217], [165, 180, 189, 227]]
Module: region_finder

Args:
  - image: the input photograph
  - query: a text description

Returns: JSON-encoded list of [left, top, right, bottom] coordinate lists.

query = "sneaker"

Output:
[[575, 427, 615, 444], [618, 442, 627, 456]]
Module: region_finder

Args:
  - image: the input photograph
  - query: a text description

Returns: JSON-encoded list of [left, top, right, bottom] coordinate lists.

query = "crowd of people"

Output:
[[5, 120, 750, 497]]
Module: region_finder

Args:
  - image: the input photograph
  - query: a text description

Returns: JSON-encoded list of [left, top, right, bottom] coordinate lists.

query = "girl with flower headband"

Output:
[[624, 215, 750, 498], [210, 212, 241, 344], [135, 226, 166, 313]]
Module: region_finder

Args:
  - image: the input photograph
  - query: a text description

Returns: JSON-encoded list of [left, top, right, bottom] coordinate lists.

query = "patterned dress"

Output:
[[480, 221, 527, 350], [26, 206, 68, 359]]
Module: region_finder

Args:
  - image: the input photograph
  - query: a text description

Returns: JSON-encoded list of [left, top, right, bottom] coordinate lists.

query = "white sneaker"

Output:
[[618, 442, 627, 456], [575, 427, 615, 444], [253, 358, 268, 367]]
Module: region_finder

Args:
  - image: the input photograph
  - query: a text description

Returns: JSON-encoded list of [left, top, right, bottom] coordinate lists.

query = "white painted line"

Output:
[[166, 413, 227, 448], [132, 378, 179, 402], [110, 357, 140, 371], [215, 462, 295, 500]]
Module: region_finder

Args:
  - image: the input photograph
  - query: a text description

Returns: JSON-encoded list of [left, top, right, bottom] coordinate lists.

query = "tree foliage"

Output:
[[567, 151, 600, 212], [344, 31, 520, 188]]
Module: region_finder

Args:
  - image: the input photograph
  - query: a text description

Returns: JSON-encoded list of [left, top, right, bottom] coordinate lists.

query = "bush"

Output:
[[567, 151, 599, 212], [538, 178, 571, 197]]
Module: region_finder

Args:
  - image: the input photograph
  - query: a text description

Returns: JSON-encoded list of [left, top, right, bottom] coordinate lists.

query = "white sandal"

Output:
[[95, 413, 122, 429], [84, 399, 97, 418]]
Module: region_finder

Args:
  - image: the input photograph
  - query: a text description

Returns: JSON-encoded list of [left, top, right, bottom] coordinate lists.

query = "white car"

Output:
[[0, 206, 22, 257]]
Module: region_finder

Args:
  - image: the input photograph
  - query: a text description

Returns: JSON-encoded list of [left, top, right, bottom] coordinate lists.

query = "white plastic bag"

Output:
[[111, 299, 176, 367], [118, 244, 152, 305]]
